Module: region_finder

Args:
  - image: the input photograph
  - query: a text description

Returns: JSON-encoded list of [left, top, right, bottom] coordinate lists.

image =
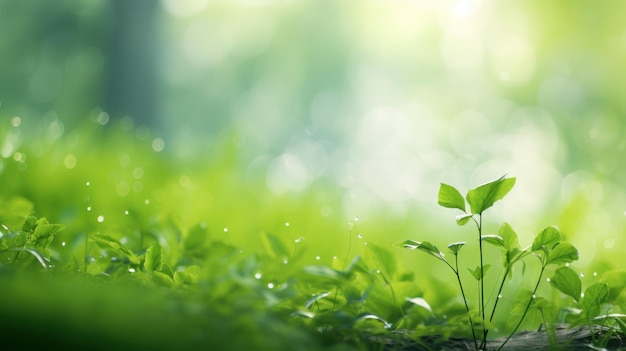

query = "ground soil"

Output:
[[374, 325, 626, 351]]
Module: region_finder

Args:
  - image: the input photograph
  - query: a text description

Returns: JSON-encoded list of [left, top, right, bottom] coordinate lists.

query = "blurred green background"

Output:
[[1, 0, 625, 291]]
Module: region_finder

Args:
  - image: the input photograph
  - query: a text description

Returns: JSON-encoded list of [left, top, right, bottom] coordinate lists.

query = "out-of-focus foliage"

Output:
[[1, 1, 626, 349]]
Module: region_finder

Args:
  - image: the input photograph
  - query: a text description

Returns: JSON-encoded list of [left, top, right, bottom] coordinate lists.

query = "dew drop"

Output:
[[315, 256, 321, 261], [593, 272, 597, 276], [358, 233, 363, 239], [294, 238, 300, 243], [61, 242, 66, 247], [498, 294, 503, 299], [86, 206, 92, 212], [124, 210, 129, 215], [565, 263, 570, 267], [532, 294, 536, 299], [581, 292, 585, 298], [254, 273, 262, 279], [267, 283, 274, 289], [580, 273, 585, 277], [285, 222, 290, 227], [128, 268, 136, 273], [86, 181, 90, 187], [376, 269, 381, 274], [364, 242, 368, 246], [97, 215, 104, 223], [144, 199, 150, 205], [348, 222, 353, 230], [546, 277, 551, 282], [223, 227, 228, 233], [283, 259, 288, 264], [354, 216, 360, 222], [333, 256, 337, 260]]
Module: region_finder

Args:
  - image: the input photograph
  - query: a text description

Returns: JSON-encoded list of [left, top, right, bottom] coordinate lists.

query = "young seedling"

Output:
[[396, 175, 580, 350], [550, 266, 626, 348]]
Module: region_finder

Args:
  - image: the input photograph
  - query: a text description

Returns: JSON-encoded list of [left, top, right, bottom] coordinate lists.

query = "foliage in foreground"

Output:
[[397, 175, 626, 350], [1, 122, 626, 350], [1, 177, 625, 351]]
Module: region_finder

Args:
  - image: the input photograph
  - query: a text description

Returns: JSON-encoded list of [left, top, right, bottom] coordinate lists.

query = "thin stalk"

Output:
[[333, 223, 354, 311], [482, 266, 511, 343], [488, 268, 509, 323], [84, 182, 91, 274], [446, 254, 479, 351], [477, 214, 487, 348], [497, 262, 546, 351]]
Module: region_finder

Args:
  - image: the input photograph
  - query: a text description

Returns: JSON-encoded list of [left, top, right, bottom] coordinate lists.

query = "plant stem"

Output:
[[450, 253, 479, 351], [497, 263, 546, 351], [478, 214, 487, 347], [333, 223, 354, 311], [488, 268, 509, 323], [483, 267, 510, 343]]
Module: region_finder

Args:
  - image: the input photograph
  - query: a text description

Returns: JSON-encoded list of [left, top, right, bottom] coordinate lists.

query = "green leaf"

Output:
[[550, 267, 582, 302], [184, 223, 208, 251], [468, 264, 491, 281], [532, 226, 562, 252], [455, 213, 473, 226], [305, 291, 331, 309], [260, 231, 289, 259], [22, 216, 37, 233], [602, 271, 626, 303], [482, 235, 505, 248], [447, 242, 466, 256], [303, 265, 341, 282], [32, 223, 64, 240], [144, 241, 163, 272], [547, 242, 579, 265], [394, 240, 445, 261], [505, 247, 530, 274], [366, 243, 397, 278], [405, 297, 434, 316], [466, 175, 515, 214], [173, 265, 200, 285], [438, 183, 466, 212], [354, 313, 392, 329], [499, 222, 520, 251], [152, 271, 175, 287], [582, 283, 609, 318], [92, 234, 140, 265]]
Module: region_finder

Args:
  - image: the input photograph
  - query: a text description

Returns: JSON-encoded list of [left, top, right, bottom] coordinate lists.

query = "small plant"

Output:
[[549, 266, 626, 349], [0, 214, 64, 269], [396, 175, 580, 350]]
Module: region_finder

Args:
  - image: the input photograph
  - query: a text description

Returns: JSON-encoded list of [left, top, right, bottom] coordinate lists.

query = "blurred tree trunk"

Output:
[[105, 0, 159, 128]]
